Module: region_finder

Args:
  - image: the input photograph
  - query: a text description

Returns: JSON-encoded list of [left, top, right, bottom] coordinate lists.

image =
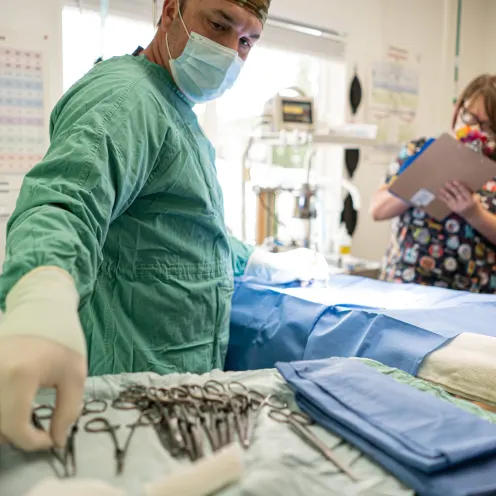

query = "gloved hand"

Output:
[[244, 248, 329, 284], [0, 268, 87, 451]]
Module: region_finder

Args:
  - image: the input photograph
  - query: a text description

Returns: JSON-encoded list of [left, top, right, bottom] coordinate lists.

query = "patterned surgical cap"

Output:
[[226, 0, 271, 23]]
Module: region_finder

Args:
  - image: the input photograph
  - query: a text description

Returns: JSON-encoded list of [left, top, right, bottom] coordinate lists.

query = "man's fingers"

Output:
[[0, 369, 53, 451], [50, 367, 85, 449]]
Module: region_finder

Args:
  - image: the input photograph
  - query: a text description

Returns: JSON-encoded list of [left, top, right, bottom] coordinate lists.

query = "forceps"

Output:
[[84, 409, 161, 474], [208, 381, 289, 449], [31, 408, 69, 479], [31, 399, 107, 478], [268, 409, 359, 481], [239, 389, 288, 448], [196, 381, 235, 449]]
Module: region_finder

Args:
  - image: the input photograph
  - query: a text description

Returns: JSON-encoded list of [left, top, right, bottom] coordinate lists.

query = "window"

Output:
[[62, 7, 155, 91]]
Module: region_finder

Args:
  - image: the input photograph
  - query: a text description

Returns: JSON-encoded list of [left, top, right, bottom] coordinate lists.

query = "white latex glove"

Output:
[[244, 248, 329, 283], [24, 478, 124, 496], [0, 268, 87, 451]]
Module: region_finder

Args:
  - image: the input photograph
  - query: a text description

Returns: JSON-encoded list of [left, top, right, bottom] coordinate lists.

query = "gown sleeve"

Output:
[[0, 78, 169, 309], [229, 235, 254, 277]]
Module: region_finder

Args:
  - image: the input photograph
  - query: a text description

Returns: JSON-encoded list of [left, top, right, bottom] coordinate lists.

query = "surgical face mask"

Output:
[[455, 122, 496, 158], [166, 8, 244, 103]]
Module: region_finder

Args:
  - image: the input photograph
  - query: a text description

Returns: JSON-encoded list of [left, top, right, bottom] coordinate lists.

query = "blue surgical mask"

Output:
[[166, 8, 244, 103]]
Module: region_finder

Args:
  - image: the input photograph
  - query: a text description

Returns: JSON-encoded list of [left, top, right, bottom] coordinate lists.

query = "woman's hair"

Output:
[[453, 74, 496, 130]]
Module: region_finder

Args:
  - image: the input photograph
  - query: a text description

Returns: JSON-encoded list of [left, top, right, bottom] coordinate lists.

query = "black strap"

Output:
[[132, 46, 144, 57]]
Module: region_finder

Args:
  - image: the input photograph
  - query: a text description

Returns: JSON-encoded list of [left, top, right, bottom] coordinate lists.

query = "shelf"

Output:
[[249, 133, 377, 148], [312, 134, 377, 147]]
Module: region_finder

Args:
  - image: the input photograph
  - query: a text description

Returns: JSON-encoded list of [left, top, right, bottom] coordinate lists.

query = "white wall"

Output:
[[483, 0, 496, 72], [459, 0, 492, 88], [1, 0, 491, 262], [0, 0, 63, 270], [1, 0, 63, 128]]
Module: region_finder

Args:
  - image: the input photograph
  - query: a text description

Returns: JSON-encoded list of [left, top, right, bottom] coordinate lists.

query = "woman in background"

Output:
[[371, 75, 496, 292]]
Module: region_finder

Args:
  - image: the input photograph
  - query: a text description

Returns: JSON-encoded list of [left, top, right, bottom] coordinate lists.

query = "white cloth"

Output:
[[418, 332, 496, 405], [245, 248, 329, 284]]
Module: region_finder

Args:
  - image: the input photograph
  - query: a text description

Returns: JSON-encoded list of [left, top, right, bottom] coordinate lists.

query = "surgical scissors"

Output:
[[200, 380, 289, 449], [268, 409, 359, 481], [31, 399, 107, 478], [31, 410, 68, 478], [84, 408, 161, 474], [234, 387, 288, 448]]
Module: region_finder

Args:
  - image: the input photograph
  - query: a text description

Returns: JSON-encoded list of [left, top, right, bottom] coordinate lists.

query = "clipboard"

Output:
[[388, 133, 496, 220]]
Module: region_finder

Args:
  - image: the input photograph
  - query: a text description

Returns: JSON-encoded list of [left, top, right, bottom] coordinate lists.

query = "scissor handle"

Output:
[[268, 409, 290, 423], [32, 404, 54, 420], [127, 384, 148, 395], [227, 381, 248, 395], [168, 386, 190, 399], [147, 387, 159, 398], [112, 398, 139, 411], [210, 392, 231, 406], [152, 387, 171, 403], [118, 385, 147, 401], [230, 393, 249, 410], [266, 394, 288, 410], [249, 392, 288, 411], [183, 384, 204, 400], [128, 408, 162, 427], [289, 411, 313, 426], [84, 417, 119, 433], [82, 399, 107, 415], [268, 409, 312, 426], [203, 380, 226, 395]]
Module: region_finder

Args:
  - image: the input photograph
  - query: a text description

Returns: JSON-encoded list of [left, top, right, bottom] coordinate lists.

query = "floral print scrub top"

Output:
[[380, 138, 496, 293]]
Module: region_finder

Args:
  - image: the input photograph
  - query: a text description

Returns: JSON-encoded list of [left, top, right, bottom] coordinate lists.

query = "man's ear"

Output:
[[160, 0, 180, 29]]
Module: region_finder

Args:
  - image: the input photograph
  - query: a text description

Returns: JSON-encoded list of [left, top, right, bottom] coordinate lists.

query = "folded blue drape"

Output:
[[277, 358, 496, 496]]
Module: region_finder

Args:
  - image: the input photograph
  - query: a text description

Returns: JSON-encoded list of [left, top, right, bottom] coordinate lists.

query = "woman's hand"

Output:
[[438, 180, 481, 219]]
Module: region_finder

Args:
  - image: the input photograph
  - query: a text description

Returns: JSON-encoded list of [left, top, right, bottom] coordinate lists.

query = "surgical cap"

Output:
[[226, 0, 271, 23]]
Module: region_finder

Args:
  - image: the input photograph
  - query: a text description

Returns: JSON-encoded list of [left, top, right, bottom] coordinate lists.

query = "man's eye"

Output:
[[210, 21, 227, 31], [240, 38, 251, 48]]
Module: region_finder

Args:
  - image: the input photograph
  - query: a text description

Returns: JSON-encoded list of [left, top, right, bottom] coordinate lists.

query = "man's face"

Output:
[[163, 0, 263, 63]]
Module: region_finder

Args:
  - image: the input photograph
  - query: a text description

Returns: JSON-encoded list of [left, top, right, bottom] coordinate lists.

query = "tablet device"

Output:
[[388, 133, 496, 220]]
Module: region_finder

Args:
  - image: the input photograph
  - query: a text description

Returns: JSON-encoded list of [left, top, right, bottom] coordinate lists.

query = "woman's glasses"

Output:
[[459, 106, 496, 139]]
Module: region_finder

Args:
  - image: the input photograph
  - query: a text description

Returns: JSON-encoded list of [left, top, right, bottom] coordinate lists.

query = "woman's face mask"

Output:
[[166, 8, 244, 104]]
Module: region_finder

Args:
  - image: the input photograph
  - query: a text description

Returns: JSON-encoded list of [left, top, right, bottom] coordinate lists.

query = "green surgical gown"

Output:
[[0, 55, 253, 376]]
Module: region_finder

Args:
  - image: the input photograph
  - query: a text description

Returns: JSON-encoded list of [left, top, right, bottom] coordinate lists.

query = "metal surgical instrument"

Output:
[[268, 409, 359, 481]]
